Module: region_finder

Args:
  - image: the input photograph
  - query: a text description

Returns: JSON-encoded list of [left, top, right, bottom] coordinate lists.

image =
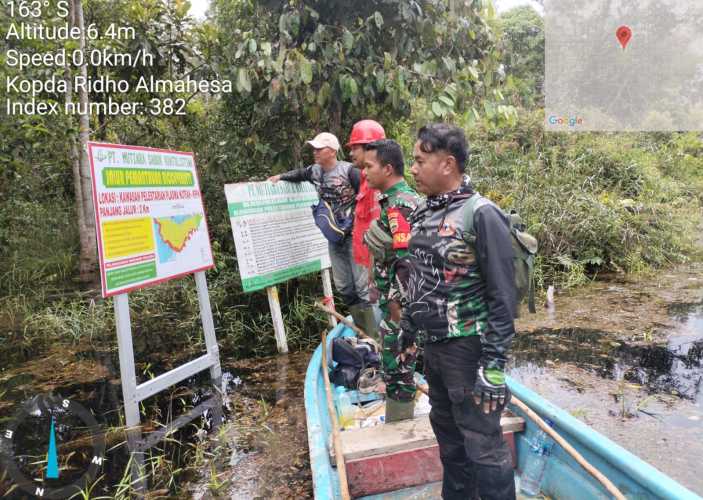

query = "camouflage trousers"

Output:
[[380, 319, 416, 402]]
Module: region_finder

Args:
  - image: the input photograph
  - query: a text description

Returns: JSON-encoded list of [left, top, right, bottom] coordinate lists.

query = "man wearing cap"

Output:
[[268, 132, 372, 315]]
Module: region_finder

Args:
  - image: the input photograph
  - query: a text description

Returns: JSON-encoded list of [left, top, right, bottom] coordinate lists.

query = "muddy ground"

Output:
[[190, 353, 314, 500]]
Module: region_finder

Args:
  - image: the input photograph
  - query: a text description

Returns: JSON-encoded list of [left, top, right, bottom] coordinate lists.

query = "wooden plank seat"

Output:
[[338, 412, 525, 498]]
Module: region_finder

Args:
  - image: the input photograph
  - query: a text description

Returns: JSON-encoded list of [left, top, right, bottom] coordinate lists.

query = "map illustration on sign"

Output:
[[153, 214, 204, 264], [545, 0, 703, 131], [88, 143, 214, 297]]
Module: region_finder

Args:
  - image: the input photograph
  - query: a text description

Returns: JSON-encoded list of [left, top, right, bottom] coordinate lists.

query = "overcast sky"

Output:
[[189, 0, 209, 19], [494, 0, 543, 14], [187, 0, 543, 20]]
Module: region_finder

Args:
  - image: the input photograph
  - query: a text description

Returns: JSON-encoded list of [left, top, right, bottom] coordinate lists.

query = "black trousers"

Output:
[[424, 336, 516, 500]]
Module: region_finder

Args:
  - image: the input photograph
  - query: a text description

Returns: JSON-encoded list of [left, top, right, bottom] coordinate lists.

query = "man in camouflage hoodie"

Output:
[[400, 124, 517, 499], [362, 139, 422, 422]]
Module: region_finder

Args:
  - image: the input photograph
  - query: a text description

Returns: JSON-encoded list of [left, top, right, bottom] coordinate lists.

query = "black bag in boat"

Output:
[[329, 337, 380, 389]]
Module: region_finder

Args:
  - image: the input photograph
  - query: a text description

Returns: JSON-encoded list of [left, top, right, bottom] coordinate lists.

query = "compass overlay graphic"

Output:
[[1, 395, 106, 499]]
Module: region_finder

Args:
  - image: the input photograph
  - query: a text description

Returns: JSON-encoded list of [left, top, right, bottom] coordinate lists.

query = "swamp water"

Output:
[[510, 299, 703, 494], [2, 266, 701, 497], [0, 344, 314, 499]]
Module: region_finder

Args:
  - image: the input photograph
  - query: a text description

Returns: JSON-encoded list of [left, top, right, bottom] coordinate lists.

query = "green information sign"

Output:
[[224, 181, 330, 293]]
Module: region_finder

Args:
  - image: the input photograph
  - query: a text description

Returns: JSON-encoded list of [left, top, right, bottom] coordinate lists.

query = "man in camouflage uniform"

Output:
[[362, 139, 422, 422], [400, 124, 517, 499]]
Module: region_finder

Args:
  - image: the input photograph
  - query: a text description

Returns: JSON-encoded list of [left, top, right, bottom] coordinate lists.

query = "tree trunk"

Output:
[[331, 96, 343, 138], [291, 138, 302, 166], [65, 2, 85, 277], [72, 0, 99, 285]]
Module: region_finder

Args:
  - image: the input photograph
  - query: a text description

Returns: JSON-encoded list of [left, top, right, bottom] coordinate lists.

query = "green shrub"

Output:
[[457, 109, 702, 289]]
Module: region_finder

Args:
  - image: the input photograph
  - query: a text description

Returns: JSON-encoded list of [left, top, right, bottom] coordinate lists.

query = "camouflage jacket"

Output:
[[280, 161, 360, 218], [365, 180, 421, 320], [400, 180, 517, 370]]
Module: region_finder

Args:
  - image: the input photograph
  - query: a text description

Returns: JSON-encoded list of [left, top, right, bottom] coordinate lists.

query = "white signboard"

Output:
[[88, 142, 214, 297], [225, 181, 331, 292]]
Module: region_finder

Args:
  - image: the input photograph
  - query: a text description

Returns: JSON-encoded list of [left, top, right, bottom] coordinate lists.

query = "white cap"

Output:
[[306, 132, 340, 151]]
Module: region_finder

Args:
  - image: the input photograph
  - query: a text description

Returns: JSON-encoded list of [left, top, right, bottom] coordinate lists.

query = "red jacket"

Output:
[[352, 171, 380, 267]]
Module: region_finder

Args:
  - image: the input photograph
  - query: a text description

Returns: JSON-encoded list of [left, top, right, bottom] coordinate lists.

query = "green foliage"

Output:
[[382, 107, 702, 291], [498, 5, 544, 106], [0, 201, 77, 289], [1, 248, 327, 364], [1, 0, 77, 265], [462, 109, 703, 289], [210, 0, 513, 170]]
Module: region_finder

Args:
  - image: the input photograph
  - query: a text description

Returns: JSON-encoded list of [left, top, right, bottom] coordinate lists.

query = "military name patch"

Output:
[[388, 207, 411, 249]]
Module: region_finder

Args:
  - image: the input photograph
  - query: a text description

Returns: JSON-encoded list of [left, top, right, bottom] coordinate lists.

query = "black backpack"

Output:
[[329, 337, 380, 389]]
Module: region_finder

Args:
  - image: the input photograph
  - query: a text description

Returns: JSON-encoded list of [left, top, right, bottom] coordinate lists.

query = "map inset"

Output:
[[545, 0, 703, 131], [153, 214, 203, 263]]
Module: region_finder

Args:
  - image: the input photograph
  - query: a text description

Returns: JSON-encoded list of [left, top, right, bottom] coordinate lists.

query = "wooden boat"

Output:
[[304, 322, 702, 499]]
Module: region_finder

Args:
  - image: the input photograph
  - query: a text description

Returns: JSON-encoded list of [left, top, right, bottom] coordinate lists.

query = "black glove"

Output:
[[472, 366, 507, 414]]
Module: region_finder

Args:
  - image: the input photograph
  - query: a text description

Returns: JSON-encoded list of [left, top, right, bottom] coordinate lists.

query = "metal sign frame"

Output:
[[114, 271, 222, 489]]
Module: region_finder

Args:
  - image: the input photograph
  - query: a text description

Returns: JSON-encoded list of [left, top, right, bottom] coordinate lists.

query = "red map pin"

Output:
[[616, 25, 632, 49]]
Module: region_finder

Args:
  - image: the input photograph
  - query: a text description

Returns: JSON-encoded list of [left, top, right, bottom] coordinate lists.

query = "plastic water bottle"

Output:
[[335, 387, 355, 429], [520, 419, 555, 496]]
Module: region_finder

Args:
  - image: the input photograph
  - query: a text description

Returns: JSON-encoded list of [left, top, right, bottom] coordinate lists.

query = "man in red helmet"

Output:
[[347, 120, 385, 337]]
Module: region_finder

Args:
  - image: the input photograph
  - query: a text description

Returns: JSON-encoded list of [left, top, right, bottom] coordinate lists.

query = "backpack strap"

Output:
[[349, 165, 361, 193], [311, 164, 324, 197], [461, 192, 491, 242], [408, 198, 428, 226], [462, 194, 538, 314]]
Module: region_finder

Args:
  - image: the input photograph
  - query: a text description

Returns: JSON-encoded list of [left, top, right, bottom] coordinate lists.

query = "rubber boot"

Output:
[[350, 304, 380, 343], [385, 397, 415, 423]]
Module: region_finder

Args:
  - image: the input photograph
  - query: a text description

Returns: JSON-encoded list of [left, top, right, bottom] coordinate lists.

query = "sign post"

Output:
[[266, 286, 288, 353], [225, 181, 334, 350], [88, 142, 222, 490], [321, 268, 337, 328]]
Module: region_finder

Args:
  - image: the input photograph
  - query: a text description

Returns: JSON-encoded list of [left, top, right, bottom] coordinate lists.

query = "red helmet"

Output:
[[347, 119, 386, 147]]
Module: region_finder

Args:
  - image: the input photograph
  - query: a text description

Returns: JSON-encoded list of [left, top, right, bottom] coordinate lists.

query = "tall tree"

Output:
[[498, 5, 544, 105], [210, 0, 512, 170], [71, 0, 99, 284]]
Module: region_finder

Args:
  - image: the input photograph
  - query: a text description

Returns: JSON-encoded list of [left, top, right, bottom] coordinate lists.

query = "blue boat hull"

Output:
[[305, 322, 701, 499]]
